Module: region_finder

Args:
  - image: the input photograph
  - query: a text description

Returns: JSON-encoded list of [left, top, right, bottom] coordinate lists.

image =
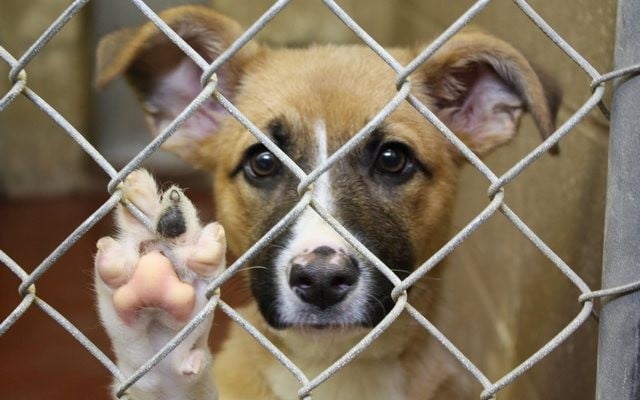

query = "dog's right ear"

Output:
[[96, 6, 259, 166]]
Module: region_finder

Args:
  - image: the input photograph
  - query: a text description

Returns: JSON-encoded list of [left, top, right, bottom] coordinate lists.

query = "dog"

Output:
[[94, 5, 559, 399]]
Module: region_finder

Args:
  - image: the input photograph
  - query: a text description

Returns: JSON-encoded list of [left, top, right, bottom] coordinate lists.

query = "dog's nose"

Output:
[[289, 246, 359, 309]]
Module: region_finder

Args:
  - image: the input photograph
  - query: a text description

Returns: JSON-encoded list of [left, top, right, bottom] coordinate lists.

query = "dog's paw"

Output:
[[97, 170, 225, 324], [95, 169, 225, 391]]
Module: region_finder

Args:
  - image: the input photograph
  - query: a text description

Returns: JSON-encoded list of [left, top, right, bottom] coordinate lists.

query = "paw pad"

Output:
[[112, 251, 196, 325]]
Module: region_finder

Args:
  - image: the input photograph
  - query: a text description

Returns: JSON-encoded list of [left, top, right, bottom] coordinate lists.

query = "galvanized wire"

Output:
[[0, 252, 34, 335], [0, 47, 25, 111], [591, 62, 640, 88], [2, 1, 640, 399], [580, 279, 640, 304], [590, 62, 640, 118]]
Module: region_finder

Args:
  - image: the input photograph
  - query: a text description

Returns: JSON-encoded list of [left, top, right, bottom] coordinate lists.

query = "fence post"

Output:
[[596, 1, 640, 399]]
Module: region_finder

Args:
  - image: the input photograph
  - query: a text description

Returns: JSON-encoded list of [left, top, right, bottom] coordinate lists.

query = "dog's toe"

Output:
[[121, 169, 161, 217], [187, 222, 227, 277], [96, 236, 131, 289], [178, 348, 208, 376]]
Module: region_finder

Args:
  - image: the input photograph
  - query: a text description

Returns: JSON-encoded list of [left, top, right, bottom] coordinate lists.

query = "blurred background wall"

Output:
[[0, 1, 616, 399], [0, 0, 92, 196]]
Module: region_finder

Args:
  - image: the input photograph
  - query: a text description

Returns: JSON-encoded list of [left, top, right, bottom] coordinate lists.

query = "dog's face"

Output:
[[213, 46, 461, 329], [98, 6, 558, 332]]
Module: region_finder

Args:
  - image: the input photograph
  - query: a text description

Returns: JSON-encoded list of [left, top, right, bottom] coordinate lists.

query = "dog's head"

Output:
[[98, 6, 559, 332]]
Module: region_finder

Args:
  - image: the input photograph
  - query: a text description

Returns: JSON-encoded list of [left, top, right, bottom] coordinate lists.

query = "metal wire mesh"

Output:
[[2, 0, 640, 399]]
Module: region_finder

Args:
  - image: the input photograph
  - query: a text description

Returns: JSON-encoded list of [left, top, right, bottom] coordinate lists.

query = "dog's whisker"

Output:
[[239, 265, 269, 272]]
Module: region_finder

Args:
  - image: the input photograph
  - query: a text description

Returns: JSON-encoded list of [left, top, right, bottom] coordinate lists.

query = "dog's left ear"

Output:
[[413, 31, 561, 157]]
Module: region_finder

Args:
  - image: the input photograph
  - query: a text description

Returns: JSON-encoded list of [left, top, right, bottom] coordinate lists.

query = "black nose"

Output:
[[289, 246, 359, 309]]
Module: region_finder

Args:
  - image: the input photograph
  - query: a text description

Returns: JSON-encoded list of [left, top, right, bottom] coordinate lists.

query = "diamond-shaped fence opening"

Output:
[[1, 0, 640, 399]]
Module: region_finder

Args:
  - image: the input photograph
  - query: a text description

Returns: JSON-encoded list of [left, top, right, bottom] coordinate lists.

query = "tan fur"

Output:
[[97, 6, 558, 399]]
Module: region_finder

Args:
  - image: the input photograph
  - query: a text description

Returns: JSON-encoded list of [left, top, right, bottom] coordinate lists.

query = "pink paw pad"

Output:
[[112, 251, 196, 325]]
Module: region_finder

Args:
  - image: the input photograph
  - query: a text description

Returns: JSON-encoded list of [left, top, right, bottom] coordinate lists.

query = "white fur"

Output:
[[313, 120, 332, 210]]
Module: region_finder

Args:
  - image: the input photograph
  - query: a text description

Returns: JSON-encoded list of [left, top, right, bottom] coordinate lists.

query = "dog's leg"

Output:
[[95, 169, 225, 400]]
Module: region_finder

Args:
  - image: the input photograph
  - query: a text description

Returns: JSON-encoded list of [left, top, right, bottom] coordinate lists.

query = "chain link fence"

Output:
[[2, 0, 640, 399]]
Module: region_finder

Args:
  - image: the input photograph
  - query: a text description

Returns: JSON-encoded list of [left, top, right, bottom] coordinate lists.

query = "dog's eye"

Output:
[[244, 146, 280, 179], [374, 143, 410, 174], [369, 142, 421, 185]]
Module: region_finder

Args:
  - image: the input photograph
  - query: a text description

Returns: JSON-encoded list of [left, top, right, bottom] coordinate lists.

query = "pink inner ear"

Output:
[[146, 58, 223, 142], [440, 66, 524, 154]]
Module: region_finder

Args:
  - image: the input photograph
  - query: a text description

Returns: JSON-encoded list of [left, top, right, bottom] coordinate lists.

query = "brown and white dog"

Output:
[[94, 6, 559, 400]]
